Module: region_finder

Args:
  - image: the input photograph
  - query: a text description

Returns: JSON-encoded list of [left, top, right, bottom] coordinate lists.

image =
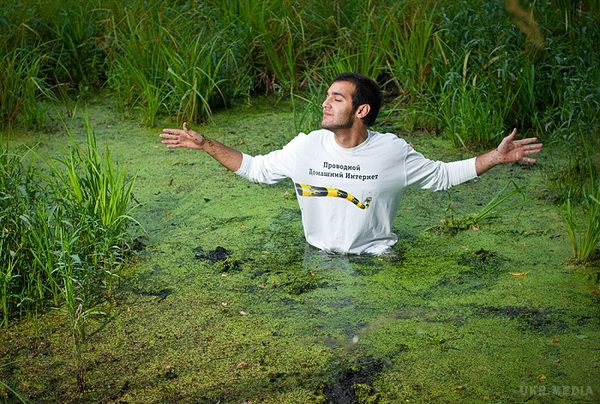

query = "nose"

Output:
[[322, 97, 330, 110]]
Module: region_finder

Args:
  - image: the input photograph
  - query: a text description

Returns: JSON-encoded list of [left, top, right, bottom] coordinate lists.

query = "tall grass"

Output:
[[0, 118, 137, 327], [546, 132, 598, 204], [0, 147, 44, 322], [437, 78, 512, 149], [26, 204, 61, 306], [162, 34, 229, 124], [55, 225, 104, 393], [564, 185, 600, 266], [0, 240, 16, 328], [106, 8, 170, 126], [1, 0, 598, 138], [0, 0, 106, 104], [53, 116, 137, 296], [254, 14, 302, 94], [107, 4, 252, 125], [383, 3, 441, 95], [0, 117, 137, 391], [0, 46, 50, 130], [55, 117, 136, 236]]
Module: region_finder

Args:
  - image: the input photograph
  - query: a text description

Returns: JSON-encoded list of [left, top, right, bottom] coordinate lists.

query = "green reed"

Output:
[[0, 146, 43, 325], [55, 224, 104, 393], [437, 78, 510, 149], [564, 184, 600, 266], [21, 204, 52, 308], [107, 7, 171, 124], [383, 2, 440, 95], [162, 33, 229, 124], [45, 2, 105, 95], [0, 46, 50, 131], [0, 116, 137, 327], [0, 239, 15, 328], [53, 116, 137, 291], [107, 3, 251, 125], [255, 15, 302, 94], [546, 135, 598, 205], [54, 223, 85, 390]]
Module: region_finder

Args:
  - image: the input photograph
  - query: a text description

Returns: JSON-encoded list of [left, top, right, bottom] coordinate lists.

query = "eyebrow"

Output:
[[327, 91, 346, 98]]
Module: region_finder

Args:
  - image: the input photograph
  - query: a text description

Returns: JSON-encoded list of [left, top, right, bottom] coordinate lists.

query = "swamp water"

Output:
[[1, 99, 598, 402]]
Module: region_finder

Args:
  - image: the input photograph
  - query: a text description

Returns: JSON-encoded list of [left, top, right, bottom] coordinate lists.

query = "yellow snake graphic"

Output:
[[294, 183, 371, 209]]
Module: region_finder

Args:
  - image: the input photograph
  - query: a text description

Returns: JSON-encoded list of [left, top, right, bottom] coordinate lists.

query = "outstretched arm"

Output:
[[475, 128, 543, 176], [159, 123, 243, 172]]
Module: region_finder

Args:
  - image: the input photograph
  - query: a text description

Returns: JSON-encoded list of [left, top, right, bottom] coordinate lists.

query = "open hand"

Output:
[[160, 122, 206, 150], [496, 128, 543, 164]]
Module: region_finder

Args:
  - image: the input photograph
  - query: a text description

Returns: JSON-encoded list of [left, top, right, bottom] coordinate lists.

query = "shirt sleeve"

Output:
[[403, 145, 478, 191], [234, 133, 306, 184]]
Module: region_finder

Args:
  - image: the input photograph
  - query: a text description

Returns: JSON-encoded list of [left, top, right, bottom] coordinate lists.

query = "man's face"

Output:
[[321, 81, 357, 131]]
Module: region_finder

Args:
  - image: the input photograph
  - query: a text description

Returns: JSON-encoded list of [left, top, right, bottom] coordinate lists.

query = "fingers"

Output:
[[161, 128, 201, 140], [521, 144, 543, 158], [161, 128, 186, 136], [159, 133, 181, 147], [504, 128, 517, 143], [498, 128, 517, 151], [515, 145, 542, 164], [516, 142, 543, 151], [159, 137, 181, 148], [160, 128, 193, 142], [159, 133, 177, 140], [159, 127, 205, 150], [513, 137, 540, 146], [523, 147, 542, 155], [506, 129, 544, 155], [160, 129, 184, 148], [526, 143, 543, 151]]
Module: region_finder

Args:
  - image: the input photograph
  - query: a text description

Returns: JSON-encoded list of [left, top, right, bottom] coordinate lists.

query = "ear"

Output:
[[355, 104, 371, 120]]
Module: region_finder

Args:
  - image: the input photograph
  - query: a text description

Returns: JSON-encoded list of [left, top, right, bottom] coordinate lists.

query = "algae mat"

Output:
[[1, 99, 599, 402]]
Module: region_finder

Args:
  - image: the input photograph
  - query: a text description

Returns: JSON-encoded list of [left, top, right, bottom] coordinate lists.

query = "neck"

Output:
[[333, 126, 369, 148]]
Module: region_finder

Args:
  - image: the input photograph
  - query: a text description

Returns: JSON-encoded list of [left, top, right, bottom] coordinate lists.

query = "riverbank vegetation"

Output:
[[1, 0, 598, 140]]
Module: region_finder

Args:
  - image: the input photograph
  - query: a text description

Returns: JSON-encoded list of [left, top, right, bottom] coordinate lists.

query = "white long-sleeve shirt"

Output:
[[235, 129, 477, 254]]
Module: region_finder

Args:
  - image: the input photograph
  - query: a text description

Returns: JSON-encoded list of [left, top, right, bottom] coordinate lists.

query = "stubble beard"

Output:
[[321, 112, 355, 131]]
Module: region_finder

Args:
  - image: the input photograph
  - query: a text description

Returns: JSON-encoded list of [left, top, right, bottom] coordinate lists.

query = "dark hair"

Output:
[[333, 72, 382, 126]]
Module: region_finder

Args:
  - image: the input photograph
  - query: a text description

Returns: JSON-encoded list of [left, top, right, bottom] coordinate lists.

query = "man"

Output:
[[160, 73, 542, 255]]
